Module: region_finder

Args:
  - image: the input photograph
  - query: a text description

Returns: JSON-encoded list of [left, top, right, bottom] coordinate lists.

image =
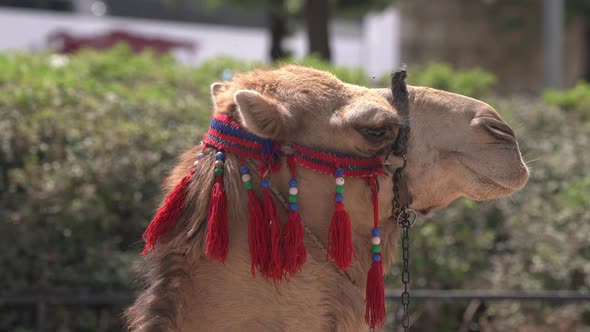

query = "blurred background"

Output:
[[0, 0, 589, 331]]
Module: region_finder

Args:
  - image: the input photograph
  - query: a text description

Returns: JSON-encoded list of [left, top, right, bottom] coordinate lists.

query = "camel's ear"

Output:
[[234, 89, 292, 140], [210, 82, 225, 110]]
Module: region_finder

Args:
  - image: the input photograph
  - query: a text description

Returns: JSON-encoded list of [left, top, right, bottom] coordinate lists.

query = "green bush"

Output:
[[543, 80, 590, 120], [0, 46, 234, 331], [382, 62, 497, 99]]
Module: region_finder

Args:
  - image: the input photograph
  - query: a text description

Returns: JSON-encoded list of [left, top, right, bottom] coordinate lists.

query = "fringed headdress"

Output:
[[141, 113, 393, 329]]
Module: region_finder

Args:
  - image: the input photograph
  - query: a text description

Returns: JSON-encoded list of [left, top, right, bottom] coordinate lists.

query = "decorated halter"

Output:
[[140, 69, 413, 330]]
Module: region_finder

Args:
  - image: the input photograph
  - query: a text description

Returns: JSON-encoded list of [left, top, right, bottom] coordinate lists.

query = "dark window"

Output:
[[0, 0, 72, 11]]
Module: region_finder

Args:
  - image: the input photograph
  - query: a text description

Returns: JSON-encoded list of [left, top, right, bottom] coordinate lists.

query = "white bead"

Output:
[[241, 174, 251, 182], [335, 177, 345, 186], [371, 237, 381, 245], [289, 187, 298, 195], [193, 160, 199, 166]]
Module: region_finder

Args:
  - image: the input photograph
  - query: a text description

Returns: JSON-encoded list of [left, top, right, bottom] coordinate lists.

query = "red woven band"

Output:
[[203, 114, 384, 177]]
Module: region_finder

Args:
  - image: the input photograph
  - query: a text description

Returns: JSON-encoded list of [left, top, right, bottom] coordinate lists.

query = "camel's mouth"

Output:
[[458, 152, 529, 199]]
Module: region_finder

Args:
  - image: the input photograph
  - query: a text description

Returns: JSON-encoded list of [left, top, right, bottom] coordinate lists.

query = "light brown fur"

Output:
[[125, 66, 528, 331]]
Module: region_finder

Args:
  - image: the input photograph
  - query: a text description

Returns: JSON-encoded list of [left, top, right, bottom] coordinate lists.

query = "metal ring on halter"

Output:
[[383, 153, 407, 173], [281, 144, 295, 155], [396, 208, 417, 228]]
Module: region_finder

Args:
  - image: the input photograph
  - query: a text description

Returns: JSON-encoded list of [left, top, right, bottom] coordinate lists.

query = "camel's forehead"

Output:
[[233, 65, 348, 95]]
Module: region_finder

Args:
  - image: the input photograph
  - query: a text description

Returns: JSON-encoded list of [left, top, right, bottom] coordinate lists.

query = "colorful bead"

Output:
[[371, 228, 380, 237], [214, 160, 224, 168], [244, 181, 253, 190], [193, 160, 199, 166], [197, 153, 204, 159], [289, 178, 298, 187], [261, 179, 270, 188], [240, 166, 249, 175], [334, 168, 344, 177], [289, 203, 298, 211], [335, 185, 344, 194], [288, 195, 298, 203], [241, 174, 251, 182], [215, 151, 225, 161], [289, 187, 298, 195], [214, 168, 224, 176], [371, 237, 381, 245], [335, 193, 344, 202], [371, 245, 381, 253], [372, 253, 381, 262], [335, 177, 345, 186]]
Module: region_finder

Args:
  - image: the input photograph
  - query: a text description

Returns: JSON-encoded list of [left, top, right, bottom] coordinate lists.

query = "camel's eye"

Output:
[[359, 126, 392, 144], [366, 128, 387, 138]]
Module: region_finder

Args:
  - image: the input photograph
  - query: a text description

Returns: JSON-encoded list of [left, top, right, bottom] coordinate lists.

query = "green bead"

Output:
[[214, 168, 224, 176], [335, 185, 344, 194], [371, 245, 381, 253], [244, 181, 252, 190], [288, 195, 298, 203]]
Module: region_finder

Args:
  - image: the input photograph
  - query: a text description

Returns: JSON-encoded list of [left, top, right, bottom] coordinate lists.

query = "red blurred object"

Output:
[[47, 29, 196, 55]]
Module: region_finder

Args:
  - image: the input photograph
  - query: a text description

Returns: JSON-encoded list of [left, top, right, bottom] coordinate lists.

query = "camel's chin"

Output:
[[482, 166, 528, 192], [464, 173, 522, 201], [469, 186, 515, 201], [458, 155, 529, 199], [408, 169, 524, 215]]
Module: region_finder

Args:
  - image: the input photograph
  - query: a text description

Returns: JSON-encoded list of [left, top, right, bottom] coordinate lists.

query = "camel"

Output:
[[124, 65, 528, 331]]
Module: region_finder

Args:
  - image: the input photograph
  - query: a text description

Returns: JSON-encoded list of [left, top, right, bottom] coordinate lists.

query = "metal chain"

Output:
[[393, 168, 411, 332], [400, 213, 411, 331]]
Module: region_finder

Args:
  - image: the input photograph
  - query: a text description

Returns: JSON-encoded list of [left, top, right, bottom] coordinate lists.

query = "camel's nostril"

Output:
[[473, 117, 516, 142], [486, 121, 515, 141]]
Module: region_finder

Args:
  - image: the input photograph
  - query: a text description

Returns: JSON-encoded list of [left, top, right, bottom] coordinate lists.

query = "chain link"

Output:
[[400, 215, 411, 331], [393, 168, 411, 332]]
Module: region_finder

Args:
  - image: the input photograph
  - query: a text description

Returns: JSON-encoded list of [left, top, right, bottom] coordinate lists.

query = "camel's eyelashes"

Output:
[[359, 126, 394, 144], [366, 128, 387, 138]]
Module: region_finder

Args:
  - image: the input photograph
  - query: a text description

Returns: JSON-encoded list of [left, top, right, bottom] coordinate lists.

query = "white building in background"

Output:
[[0, 4, 400, 79]]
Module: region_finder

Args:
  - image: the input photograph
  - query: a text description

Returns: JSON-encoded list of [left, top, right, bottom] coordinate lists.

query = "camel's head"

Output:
[[211, 65, 401, 158], [375, 86, 529, 214], [211, 65, 528, 216]]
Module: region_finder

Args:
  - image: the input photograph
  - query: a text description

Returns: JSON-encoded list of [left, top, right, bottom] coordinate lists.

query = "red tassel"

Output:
[[365, 176, 385, 329], [247, 190, 269, 277], [327, 202, 356, 270], [262, 187, 283, 282], [365, 259, 386, 329], [283, 210, 307, 280], [206, 175, 229, 262], [141, 169, 195, 255]]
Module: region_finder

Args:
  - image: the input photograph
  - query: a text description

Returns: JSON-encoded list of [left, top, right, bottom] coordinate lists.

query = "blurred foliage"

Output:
[[544, 80, 590, 120], [1, 48, 589, 331], [381, 62, 497, 99], [0, 46, 249, 331]]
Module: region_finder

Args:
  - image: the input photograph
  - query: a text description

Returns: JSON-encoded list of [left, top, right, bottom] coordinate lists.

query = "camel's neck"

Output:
[[128, 148, 399, 331]]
